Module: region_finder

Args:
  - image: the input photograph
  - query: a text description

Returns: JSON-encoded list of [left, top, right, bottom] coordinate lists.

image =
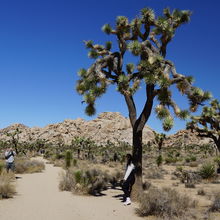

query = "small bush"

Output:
[[59, 168, 109, 195], [0, 171, 16, 199], [185, 182, 195, 188], [136, 187, 196, 218], [156, 155, 163, 167], [214, 157, 220, 167], [73, 159, 77, 167], [0, 161, 4, 174], [144, 168, 163, 179], [199, 163, 215, 179], [164, 156, 178, 164], [143, 181, 151, 191], [210, 192, 220, 212], [15, 159, 45, 174], [65, 151, 72, 168], [197, 189, 206, 196]]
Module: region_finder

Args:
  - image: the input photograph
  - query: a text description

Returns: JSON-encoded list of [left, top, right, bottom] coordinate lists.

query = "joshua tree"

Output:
[[5, 128, 21, 154], [76, 8, 211, 196], [187, 99, 220, 153], [154, 132, 166, 153]]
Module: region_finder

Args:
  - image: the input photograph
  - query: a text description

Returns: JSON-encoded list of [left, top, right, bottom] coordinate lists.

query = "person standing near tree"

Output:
[[122, 154, 135, 206], [5, 147, 16, 172]]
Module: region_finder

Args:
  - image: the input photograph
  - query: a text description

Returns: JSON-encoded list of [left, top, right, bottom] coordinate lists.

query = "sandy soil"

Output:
[[0, 157, 142, 220]]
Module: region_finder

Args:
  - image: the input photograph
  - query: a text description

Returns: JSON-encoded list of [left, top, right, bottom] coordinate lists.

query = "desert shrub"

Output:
[[0, 161, 4, 174], [185, 182, 195, 188], [185, 155, 197, 163], [210, 192, 220, 212], [136, 187, 196, 218], [197, 189, 206, 196], [144, 168, 164, 179], [43, 150, 53, 159], [65, 151, 72, 168], [164, 156, 178, 164], [55, 152, 65, 160], [15, 159, 45, 174], [72, 158, 77, 167], [109, 171, 123, 189], [59, 168, 109, 195], [0, 171, 16, 199], [176, 166, 183, 172], [199, 163, 215, 179], [214, 157, 220, 167], [143, 181, 151, 191], [156, 155, 163, 167]]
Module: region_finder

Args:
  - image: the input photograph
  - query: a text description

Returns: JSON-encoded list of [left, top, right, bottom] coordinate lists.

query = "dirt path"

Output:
[[0, 158, 142, 220]]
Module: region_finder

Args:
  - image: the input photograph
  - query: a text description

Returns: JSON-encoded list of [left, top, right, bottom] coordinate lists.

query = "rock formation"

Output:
[[0, 112, 155, 146]]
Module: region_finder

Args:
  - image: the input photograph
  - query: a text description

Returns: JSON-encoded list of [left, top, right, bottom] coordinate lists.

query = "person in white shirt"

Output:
[[122, 153, 135, 206], [5, 148, 16, 172]]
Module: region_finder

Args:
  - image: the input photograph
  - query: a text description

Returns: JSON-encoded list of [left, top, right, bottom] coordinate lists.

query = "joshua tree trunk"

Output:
[[131, 129, 143, 200], [126, 84, 154, 200]]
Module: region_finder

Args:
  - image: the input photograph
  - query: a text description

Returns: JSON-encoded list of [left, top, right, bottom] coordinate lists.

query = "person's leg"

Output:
[[6, 162, 10, 173], [11, 162, 15, 172], [122, 181, 130, 198], [128, 175, 135, 198], [122, 180, 132, 205]]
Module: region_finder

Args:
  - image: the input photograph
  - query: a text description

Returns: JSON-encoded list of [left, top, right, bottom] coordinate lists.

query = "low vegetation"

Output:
[[136, 187, 196, 219], [0, 171, 16, 199], [59, 167, 122, 196], [15, 159, 45, 174]]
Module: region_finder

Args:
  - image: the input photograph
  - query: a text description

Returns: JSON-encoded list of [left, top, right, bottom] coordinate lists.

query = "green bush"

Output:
[[164, 156, 178, 164], [73, 159, 77, 167], [156, 155, 163, 167], [199, 163, 215, 179], [65, 151, 72, 168]]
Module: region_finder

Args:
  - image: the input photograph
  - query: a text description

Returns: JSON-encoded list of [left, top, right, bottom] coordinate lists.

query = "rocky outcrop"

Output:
[[0, 112, 155, 146], [164, 129, 213, 147]]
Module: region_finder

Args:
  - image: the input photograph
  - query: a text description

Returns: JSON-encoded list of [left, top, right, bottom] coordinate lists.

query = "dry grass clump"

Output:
[[136, 187, 196, 219], [210, 192, 220, 212], [15, 159, 45, 174], [144, 167, 164, 179], [0, 171, 16, 199], [59, 167, 110, 195], [0, 161, 4, 174]]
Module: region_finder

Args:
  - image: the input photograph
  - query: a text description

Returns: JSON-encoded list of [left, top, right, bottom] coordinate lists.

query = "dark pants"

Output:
[[122, 174, 135, 198], [6, 162, 15, 172]]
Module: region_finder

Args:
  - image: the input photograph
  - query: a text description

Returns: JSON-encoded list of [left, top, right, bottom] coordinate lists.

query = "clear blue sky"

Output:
[[0, 0, 219, 134]]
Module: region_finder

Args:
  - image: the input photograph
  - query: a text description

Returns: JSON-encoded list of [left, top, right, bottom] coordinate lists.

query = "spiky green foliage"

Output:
[[163, 116, 174, 131], [187, 99, 220, 152], [102, 24, 112, 35], [127, 41, 142, 56]]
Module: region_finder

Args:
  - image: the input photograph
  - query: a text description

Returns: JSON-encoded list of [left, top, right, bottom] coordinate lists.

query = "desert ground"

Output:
[[0, 157, 142, 220]]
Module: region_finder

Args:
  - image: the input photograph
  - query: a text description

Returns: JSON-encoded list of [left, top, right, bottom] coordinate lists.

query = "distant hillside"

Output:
[[0, 112, 155, 145]]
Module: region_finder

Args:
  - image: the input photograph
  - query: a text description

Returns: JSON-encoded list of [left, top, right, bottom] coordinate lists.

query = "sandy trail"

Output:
[[0, 157, 141, 220]]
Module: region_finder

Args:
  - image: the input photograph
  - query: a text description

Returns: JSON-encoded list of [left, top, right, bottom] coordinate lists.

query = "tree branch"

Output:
[[136, 84, 155, 131], [124, 95, 137, 128]]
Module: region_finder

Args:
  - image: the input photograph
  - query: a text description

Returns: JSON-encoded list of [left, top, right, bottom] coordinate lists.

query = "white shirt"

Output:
[[123, 163, 135, 181], [5, 150, 16, 163]]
